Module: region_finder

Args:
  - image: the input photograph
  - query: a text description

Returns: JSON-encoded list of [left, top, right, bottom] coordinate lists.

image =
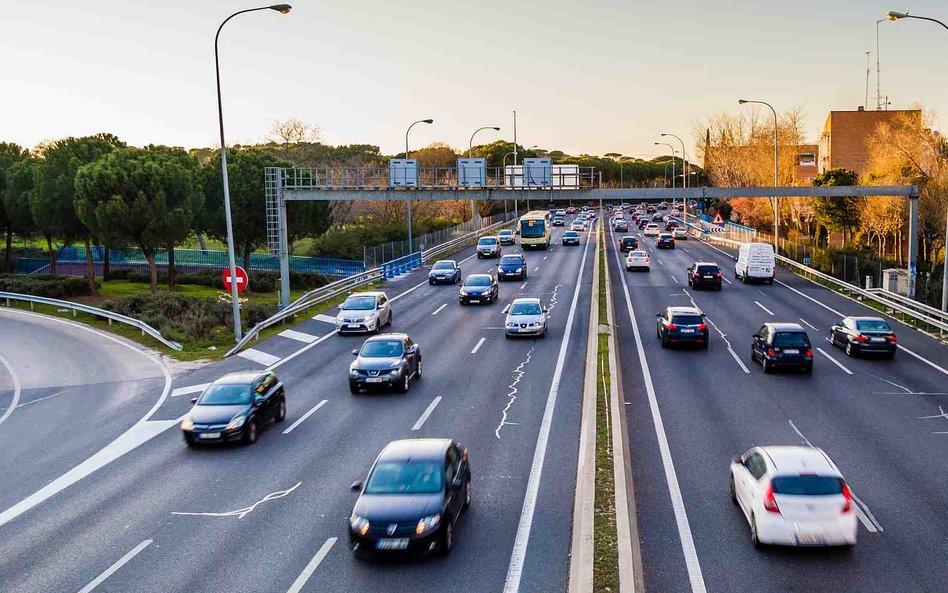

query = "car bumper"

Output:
[[499, 239, 515, 245], [691, 278, 721, 288], [505, 325, 545, 336], [349, 527, 444, 557], [460, 294, 492, 304], [350, 373, 402, 389], [851, 342, 897, 354], [337, 319, 378, 333], [665, 332, 708, 345], [562, 239, 579, 245], [763, 355, 812, 368], [756, 513, 858, 547], [183, 427, 244, 444], [656, 243, 675, 249], [477, 250, 500, 257], [498, 271, 525, 280], [429, 275, 456, 284], [626, 264, 650, 270]]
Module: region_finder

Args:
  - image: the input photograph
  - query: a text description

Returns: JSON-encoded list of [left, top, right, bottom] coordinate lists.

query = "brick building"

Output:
[[818, 108, 921, 179], [793, 144, 818, 184]]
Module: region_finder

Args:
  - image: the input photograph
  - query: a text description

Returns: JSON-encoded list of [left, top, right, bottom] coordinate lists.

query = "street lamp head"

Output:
[[660, 133, 670, 137], [422, 119, 434, 124], [269, 4, 292, 14], [886, 10, 908, 20], [491, 127, 501, 131], [738, 99, 749, 104]]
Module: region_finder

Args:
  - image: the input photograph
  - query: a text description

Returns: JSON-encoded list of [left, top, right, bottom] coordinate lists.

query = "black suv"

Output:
[[751, 323, 813, 374], [350, 334, 422, 393], [618, 236, 639, 252], [687, 262, 723, 290]]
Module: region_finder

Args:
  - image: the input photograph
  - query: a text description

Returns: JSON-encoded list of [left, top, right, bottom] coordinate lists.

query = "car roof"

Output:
[[498, 229, 513, 234], [511, 297, 541, 305], [621, 236, 636, 240], [694, 261, 718, 266], [479, 235, 498, 240], [758, 446, 839, 476], [466, 273, 492, 279], [766, 322, 806, 332], [667, 306, 701, 315], [379, 438, 451, 462], [433, 259, 457, 265], [214, 371, 267, 385], [364, 333, 409, 342], [847, 316, 885, 322], [348, 291, 385, 298], [564, 230, 578, 234]]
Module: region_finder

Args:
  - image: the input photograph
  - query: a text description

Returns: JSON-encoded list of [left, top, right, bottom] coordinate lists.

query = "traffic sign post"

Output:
[[711, 212, 726, 226], [223, 266, 249, 294]]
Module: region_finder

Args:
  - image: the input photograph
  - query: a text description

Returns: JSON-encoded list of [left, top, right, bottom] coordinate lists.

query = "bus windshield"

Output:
[[521, 219, 546, 238]]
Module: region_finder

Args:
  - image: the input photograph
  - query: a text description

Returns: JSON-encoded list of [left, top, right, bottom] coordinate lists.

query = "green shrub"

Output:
[[105, 268, 329, 292], [0, 274, 94, 298]]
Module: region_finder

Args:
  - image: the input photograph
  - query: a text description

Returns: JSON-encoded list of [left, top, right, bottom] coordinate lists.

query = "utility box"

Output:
[[882, 268, 909, 296], [457, 158, 486, 187], [389, 159, 418, 187], [523, 158, 552, 187]]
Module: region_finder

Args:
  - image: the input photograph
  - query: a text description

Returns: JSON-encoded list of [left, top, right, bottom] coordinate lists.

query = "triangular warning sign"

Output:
[[712, 212, 725, 225]]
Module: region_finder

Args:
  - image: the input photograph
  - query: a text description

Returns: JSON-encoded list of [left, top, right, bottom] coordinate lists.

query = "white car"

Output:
[[477, 236, 502, 258], [336, 291, 392, 334], [625, 250, 651, 271], [571, 220, 587, 231], [730, 446, 857, 548], [555, 209, 567, 216], [673, 227, 688, 240], [643, 223, 661, 237], [504, 297, 548, 338]]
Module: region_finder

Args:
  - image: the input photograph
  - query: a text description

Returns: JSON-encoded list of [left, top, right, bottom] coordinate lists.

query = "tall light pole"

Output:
[[662, 133, 688, 220], [655, 143, 676, 197], [468, 126, 501, 220], [887, 9, 948, 310], [739, 99, 779, 251], [215, 3, 292, 342], [876, 18, 885, 109], [663, 162, 672, 188], [405, 118, 433, 251]]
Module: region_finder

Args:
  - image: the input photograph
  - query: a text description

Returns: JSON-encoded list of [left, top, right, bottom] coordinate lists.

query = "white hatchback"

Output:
[[730, 446, 858, 548], [643, 223, 661, 237]]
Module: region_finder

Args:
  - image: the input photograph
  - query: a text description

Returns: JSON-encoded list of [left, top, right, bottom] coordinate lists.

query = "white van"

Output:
[[736, 243, 775, 284]]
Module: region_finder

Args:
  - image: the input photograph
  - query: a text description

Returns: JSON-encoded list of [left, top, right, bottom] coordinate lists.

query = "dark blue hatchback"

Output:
[[497, 254, 527, 281]]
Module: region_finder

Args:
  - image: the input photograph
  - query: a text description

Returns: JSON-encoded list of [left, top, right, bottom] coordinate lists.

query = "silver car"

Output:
[[504, 298, 548, 338], [477, 236, 502, 258], [336, 291, 392, 334]]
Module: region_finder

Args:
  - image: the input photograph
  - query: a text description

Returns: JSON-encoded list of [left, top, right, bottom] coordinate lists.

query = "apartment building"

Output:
[[818, 107, 921, 179]]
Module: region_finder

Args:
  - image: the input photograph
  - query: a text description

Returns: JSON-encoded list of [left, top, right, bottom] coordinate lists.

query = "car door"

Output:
[[752, 326, 767, 358], [444, 447, 462, 521], [736, 452, 766, 518], [377, 294, 389, 325], [252, 374, 272, 421], [657, 309, 668, 337], [404, 337, 417, 376]]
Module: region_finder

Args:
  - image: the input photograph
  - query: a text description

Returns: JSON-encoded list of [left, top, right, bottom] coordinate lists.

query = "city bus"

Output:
[[518, 210, 552, 249]]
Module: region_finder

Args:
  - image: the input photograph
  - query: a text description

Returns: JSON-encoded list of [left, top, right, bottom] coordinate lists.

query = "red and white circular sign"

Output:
[[222, 266, 249, 293]]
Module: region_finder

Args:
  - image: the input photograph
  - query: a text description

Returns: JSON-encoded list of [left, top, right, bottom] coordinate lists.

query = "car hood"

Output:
[[353, 357, 404, 371], [189, 404, 248, 425], [338, 308, 376, 319], [507, 314, 544, 325], [461, 285, 492, 293], [353, 492, 443, 522], [498, 263, 523, 271]]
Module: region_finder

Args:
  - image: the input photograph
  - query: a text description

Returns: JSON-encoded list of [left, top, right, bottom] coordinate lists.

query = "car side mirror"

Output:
[[190, 397, 199, 404], [350, 480, 363, 492], [542, 308, 549, 313], [406, 345, 417, 354], [450, 477, 463, 490], [656, 313, 662, 318], [731, 456, 742, 465], [352, 349, 359, 356]]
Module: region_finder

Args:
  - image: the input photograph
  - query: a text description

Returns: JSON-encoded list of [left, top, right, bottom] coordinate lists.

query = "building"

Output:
[[793, 144, 818, 184], [818, 107, 921, 179]]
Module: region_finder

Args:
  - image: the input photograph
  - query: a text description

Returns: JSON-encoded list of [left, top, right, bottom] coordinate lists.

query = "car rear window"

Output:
[[856, 319, 891, 332], [771, 475, 843, 496], [696, 265, 719, 274], [773, 332, 809, 347], [671, 314, 703, 325], [622, 238, 636, 244]]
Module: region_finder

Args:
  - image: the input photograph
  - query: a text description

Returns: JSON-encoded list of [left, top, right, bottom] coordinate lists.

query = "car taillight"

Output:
[[887, 335, 897, 342], [715, 272, 722, 278], [645, 257, 650, 263], [697, 323, 707, 331], [767, 348, 776, 357], [841, 483, 853, 513], [854, 335, 869, 342], [666, 323, 678, 330], [805, 349, 813, 357], [763, 482, 781, 514]]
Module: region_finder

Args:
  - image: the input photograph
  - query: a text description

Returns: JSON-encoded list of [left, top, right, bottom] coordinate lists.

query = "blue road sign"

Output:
[[803, 257, 811, 266]]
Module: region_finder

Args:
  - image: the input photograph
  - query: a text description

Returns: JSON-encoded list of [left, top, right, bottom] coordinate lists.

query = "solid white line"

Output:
[[754, 300, 775, 316], [237, 348, 282, 367], [432, 304, 447, 315], [471, 337, 486, 354], [0, 352, 22, 428], [286, 537, 337, 593], [170, 383, 210, 398], [282, 400, 328, 435], [76, 539, 152, 593], [278, 329, 318, 343], [726, 347, 752, 374], [721, 276, 733, 285], [412, 396, 443, 431], [816, 347, 853, 375], [504, 218, 594, 593], [658, 259, 664, 266], [611, 226, 708, 593], [798, 317, 819, 331]]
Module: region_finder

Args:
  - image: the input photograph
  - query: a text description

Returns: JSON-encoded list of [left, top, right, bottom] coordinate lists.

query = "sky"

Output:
[[3, 0, 947, 161]]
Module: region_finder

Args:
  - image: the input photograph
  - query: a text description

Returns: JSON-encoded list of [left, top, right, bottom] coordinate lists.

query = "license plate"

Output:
[[871, 337, 886, 342], [680, 328, 695, 334], [469, 299, 480, 303], [365, 377, 384, 383], [795, 533, 826, 545], [704, 275, 714, 279], [376, 538, 409, 550], [519, 328, 532, 333], [347, 324, 359, 328], [199, 433, 221, 439], [783, 349, 799, 354]]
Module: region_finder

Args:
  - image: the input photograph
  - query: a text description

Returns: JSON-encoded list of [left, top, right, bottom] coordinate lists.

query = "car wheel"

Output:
[[660, 335, 668, 349], [750, 348, 756, 362], [397, 373, 410, 394], [349, 382, 360, 395], [730, 475, 738, 506], [716, 283, 723, 291], [463, 481, 472, 510], [416, 359, 423, 379], [275, 399, 286, 422], [761, 358, 771, 374], [184, 435, 197, 448], [504, 333, 512, 340], [751, 514, 763, 548], [441, 521, 454, 555], [429, 280, 434, 285], [845, 342, 854, 357], [886, 350, 896, 360], [243, 420, 258, 445], [702, 340, 709, 350]]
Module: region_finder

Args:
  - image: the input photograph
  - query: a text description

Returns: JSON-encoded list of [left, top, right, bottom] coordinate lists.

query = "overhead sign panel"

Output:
[[389, 159, 418, 187], [523, 158, 552, 187], [457, 158, 486, 187]]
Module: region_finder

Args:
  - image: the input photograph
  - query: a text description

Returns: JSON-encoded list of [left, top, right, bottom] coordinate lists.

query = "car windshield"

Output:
[[856, 319, 891, 332], [773, 332, 809, 347], [510, 302, 542, 315], [500, 256, 522, 265], [364, 460, 444, 494], [360, 340, 404, 358], [199, 383, 252, 406], [771, 475, 843, 496], [696, 265, 719, 274], [342, 295, 376, 310], [478, 238, 497, 245], [671, 314, 703, 325], [465, 276, 491, 287], [564, 231, 578, 237], [499, 230, 512, 236], [432, 262, 455, 270]]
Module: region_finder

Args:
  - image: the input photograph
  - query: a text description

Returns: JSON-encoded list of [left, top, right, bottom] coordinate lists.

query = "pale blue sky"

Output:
[[4, 0, 946, 159]]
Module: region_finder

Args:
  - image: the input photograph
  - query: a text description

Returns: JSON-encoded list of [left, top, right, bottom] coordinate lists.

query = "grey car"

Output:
[[349, 334, 422, 394], [504, 298, 548, 338]]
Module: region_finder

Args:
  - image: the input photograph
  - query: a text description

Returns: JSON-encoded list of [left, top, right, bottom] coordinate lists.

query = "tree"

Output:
[[75, 146, 203, 293], [812, 168, 863, 244], [2, 157, 40, 272], [30, 134, 125, 290], [0, 143, 29, 272]]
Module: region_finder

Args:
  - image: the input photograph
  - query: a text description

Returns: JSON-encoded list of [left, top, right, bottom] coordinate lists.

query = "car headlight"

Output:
[[416, 513, 441, 535], [387, 369, 400, 376], [350, 514, 370, 536], [350, 368, 359, 377], [507, 321, 518, 327], [515, 267, 523, 273], [180, 417, 194, 431], [460, 290, 468, 296], [226, 415, 246, 430], [530, 322, 542, 327]]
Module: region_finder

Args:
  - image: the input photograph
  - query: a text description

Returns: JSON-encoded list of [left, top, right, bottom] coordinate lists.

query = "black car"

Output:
[[614, 220, 629, 232], [428, 260, 461, 285], [562, 230, 581, 245], [181, 371, 286, 446], [497, 254, 528, 281], [459, 274, 499, 305], [751, 323, 813, 373], [687, 262, 723, 290], [656, 233, 676, 249], [656, 306, 708, 349], [830, 316, 897, 358], [665, 221, 679, 232], [637, 219, 649, 230], [618, 236, 639, 252], [349, 334, 421, 394], [349, 439, 471, 557]]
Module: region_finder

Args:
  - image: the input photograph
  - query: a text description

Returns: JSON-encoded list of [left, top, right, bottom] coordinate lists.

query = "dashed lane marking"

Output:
[[283, 400, 328, 435], [432, 304, 447, 315], [412, 396, 443, 431], [286, 538, 337, 593], [754, 301, 775, 316], [77, 539, 153, 593], [471, 337, 487, 354], [799, 317, 819, 331], [816, 347, 853, 375]]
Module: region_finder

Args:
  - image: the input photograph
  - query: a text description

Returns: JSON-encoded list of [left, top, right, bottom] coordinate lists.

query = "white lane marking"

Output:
[[503, 217, 593, 593], [798, 317, 819, 331], [658, 259, 665, 266], [681, 247, 690, 253], [0, 352, 23, 428], [170, 383, 210, 398], [681, 288, 748, 375], [76, 539, 152, 593], [412, 396, 443, 431], [471, 337, 486, 354], [283, 400, 328, 435], [612, 234, 708, 593], [534, 266, 540, 272], [286, 537, 337, 593], [432, 304, 448, 315], [237, 348, 282, 367], [268, 331, 337, 371], [173, 483, 301, 519], [771, 278, 948, 377], [671, 275, 680, 284], [496, 346, 535, 439], [754, 300, 775, 316], [816, 347, 853, 375], [278, 329, 319, 343], [312, 313, 337, 324], [721, 276, 732, 285], [520, 282, 528, 290], [543, 256, 548, 260], [727, 347, 752, 374], [0, 388, 72, 412]]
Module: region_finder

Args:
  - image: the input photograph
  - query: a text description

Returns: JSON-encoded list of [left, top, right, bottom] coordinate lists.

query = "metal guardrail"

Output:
[[0, 291, 183, 351], [866, 288, 948, 328]]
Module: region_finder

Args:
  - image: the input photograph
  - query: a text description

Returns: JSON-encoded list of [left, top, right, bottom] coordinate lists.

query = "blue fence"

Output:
[[381, 252, 422, 279]]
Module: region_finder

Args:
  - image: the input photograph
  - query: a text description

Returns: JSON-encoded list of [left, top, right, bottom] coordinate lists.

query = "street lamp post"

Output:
[[655, 143, 676, 198], [405, 118, 434, 252], [887, 10, 948, 310], [739, 99, 780, 251], [662, 133, 688, 221], [468, 126, 501, 220], [215, 3, 292, 342]]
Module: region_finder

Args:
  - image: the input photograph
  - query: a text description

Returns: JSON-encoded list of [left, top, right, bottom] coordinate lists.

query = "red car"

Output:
[[566, 206, 577, 214]]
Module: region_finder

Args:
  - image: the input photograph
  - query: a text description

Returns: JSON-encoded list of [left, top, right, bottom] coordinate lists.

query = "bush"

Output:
[[105, 268, 330, 292], [0, 274, 94, 298]]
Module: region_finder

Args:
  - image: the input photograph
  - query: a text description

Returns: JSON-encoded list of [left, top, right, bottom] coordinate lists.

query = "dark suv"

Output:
[[687, 262, 723, 290], [349, 334, 422, 394], [618, 236, 639, 252], [656, 306, 708, 348], [751, 323, 813, 374]]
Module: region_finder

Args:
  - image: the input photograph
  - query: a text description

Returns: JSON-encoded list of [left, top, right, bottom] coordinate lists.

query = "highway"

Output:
[[0, 217, 595, 593], [606, 219, 948, 593]]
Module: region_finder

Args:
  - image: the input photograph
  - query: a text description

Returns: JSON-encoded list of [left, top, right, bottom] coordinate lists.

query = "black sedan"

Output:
[[350, 334, 421, 394], [459, 274, 498, 305], [181, 371, 286, 446], [618, 236, 638, 252], [497, 254, 528, 281], [751, 322, 813, 373], [656, 306, 708, 349], [562, 230, 581, 245], [428, 260, 461, 285], [830, 316, 897, 358], [349, 438, 471, 557], [687, 262, 723, 290], [656, 233, 676, 249]]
